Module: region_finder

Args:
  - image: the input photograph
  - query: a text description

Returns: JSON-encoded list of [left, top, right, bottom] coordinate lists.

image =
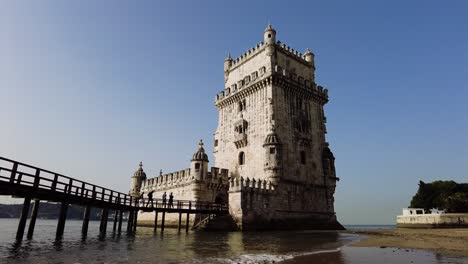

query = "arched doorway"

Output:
[[214, 192, 228, 205]]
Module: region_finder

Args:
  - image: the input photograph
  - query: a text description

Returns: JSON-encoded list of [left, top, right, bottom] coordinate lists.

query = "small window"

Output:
[[238, 99, 246, 112], [268, 34, 271, 38], [269, 147, 275, 154], [296, 98, 303, 111], [251, 71, 258, 80], [195, 163, 200, 170], [244, 76, 251, 84], [300, 151, 306, 165], [214, 139, 218, 147], [239, 152, 245, 165]]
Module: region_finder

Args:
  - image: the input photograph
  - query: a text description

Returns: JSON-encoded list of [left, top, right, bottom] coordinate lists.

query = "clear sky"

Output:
[[0, 1, 467, 225]]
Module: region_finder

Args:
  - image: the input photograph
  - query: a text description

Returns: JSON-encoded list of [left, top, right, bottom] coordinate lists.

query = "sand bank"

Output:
[[345, 228, 468, 256]]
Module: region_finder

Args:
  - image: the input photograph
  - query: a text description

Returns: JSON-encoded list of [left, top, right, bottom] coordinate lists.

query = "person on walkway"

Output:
[[162, 192, 167, 208], [168, 192, 174, 208], [138, 192, 144, 207], [146, 190, 154, 208]]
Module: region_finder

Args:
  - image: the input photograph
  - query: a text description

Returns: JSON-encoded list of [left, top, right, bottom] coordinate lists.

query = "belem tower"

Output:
[[130, 25, 343, 230]]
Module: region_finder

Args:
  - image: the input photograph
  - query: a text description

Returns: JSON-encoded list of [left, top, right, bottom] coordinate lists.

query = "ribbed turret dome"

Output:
[[132, 162, 147, 179], [264, 24, 276, 33], [264, 132, 280, 145], [192, 139, 209, 162]]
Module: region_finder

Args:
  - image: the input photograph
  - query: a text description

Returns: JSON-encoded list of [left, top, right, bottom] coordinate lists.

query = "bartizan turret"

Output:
[[191, 139, 209, 181], [304, 48, 316, 82], [264, 24, 276, 57], [130, 162, 146, 197], [263, 127, 282, 185], [224, 53, 232, 82]]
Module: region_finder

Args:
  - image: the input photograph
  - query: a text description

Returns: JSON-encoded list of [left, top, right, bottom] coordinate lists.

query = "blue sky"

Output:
[[0, 1, 467, 224]]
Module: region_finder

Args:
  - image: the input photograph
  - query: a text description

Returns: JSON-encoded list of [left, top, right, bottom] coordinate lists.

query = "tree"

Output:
[[409, 180, 468, 213], [445, 192, 468, 213]]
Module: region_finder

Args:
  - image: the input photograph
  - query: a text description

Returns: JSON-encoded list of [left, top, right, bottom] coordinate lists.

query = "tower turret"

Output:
[[263, 127, 282, 185], [304, 48, 316, 82], [190, 139, 209, 181], [130, 162, 146, 197], [224, 53, 232, 82], [264, 24, 276, 44], [304, 48, 314, 65]]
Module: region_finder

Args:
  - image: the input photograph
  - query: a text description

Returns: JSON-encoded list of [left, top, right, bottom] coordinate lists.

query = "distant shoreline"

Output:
[[344, 228, 468, 256]]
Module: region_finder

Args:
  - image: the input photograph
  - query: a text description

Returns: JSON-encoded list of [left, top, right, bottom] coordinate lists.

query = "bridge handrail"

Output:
[[0, 157, 228, 213], [0, 156, 133, 207], [136, 197, 228, 211]]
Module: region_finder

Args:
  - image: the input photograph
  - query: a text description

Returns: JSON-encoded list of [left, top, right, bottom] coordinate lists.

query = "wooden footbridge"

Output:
[[0, 157, 228, 241]]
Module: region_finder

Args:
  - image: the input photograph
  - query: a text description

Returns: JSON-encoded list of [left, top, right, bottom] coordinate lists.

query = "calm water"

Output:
[[0, 219, 466, 264]]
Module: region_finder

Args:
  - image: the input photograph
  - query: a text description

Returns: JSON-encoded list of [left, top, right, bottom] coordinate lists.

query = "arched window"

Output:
[[239, 152, 245, 165], [300, 151, 306, 165], [238, 99, 246, 112]]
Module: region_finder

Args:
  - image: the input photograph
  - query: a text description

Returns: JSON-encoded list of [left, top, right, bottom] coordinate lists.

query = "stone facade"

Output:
[[130, 25, 342, 230], [130, 141, 229, 227], [214, 25, 342, 230]]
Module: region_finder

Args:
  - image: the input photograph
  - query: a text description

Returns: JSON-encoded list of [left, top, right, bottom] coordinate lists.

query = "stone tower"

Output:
[[130, 162, 146, 198], [214, 25, 343, 230], [190, 139, 209, 181]]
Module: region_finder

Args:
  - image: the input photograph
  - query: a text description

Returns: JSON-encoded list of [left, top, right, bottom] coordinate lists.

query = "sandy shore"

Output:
[[344, 228, 468, 256]]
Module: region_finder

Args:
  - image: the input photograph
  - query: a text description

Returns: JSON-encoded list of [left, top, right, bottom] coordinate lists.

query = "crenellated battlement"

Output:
[[228, 176, 276, 193], [275, 41, 311, 63], [215, 65, 269, 104], [230, 41, 267, 68], [215, 65, 328, 106], [140, 166, 230, 193], [227, 40, 312, 69], [140, 168, 192, 192]]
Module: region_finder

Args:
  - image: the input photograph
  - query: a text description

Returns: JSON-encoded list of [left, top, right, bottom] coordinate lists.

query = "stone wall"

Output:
[[228, 176, 342, 230], [397, 214, 468, 228], [137, 167, 229, 227]]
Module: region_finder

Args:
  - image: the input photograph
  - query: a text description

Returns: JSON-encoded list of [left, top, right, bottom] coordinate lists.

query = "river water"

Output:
[[0, 219, 466, 264]]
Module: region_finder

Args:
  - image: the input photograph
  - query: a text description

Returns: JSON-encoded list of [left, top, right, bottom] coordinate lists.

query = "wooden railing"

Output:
[[136, 198, 228, 211], [0, 156, 228, 213], [0, 156, 135, 207]]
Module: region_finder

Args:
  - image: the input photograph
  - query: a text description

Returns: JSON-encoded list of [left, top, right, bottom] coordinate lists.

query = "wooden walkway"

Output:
[[0, 156, 228, 241]]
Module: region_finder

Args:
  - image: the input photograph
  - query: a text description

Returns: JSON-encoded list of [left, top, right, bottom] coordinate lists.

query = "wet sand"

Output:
[[282, 246, 468, 264], [346, 228, 468, 256], [282, 229, 468, 264]]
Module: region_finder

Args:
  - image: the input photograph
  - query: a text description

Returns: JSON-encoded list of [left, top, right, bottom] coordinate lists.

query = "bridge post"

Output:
[[178, 213, 182, 231], [133, 210, 138, 232], [26, 199, 40, 239], [127, 210, 133, 232], [153, 211, 158, 232], [99, 208, 109, 236], [118, 210, 123, 234], [9, 162, 18, 183], [82, 205, 91, 234], [16, 197, 31, 240], [161, 210, 166, 232], [112, 210, 118, 232], [185, 201, 191, 233], [82, 205, 91, 237], [56, 201, 69, 239]]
